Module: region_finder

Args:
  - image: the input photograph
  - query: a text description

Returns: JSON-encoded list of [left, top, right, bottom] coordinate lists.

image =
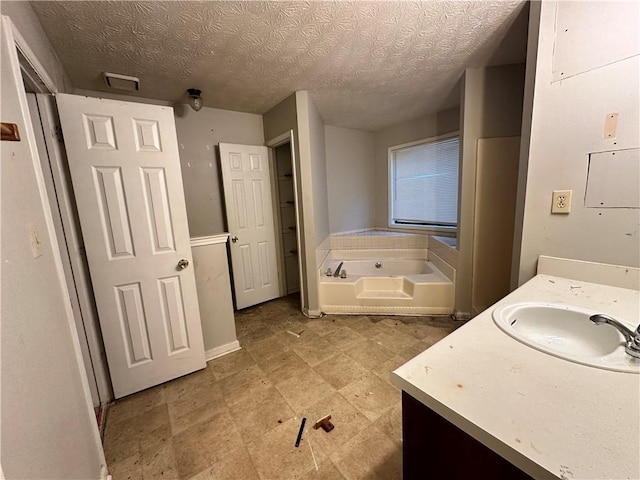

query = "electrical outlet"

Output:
[[551, 190, 572, 214]]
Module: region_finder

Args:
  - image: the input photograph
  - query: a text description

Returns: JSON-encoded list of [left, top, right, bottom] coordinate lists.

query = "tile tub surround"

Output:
[[329, 230, 429, 250], [392, 274, 640, 479], [102, 295, 465, 480]]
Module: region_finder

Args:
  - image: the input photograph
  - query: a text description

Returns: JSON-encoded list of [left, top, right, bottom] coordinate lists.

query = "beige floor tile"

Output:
[[261, 349, 306, 376], [267, 314, 309, 335], [296, 458, 345, 480], [164, 368, 217, 403], [186, 446, 259, 480], [344, 338, 394, 370], [331, 424, 402, 480], [208, 348, 256, 381], [382, 315, 457, 341], [267, 351, 313, 384], [109, 453, 142, 480], [228, 386, 295, 444], [340, 316, 386, 338], [321, 327, 366, 352], [339, 374, 400, 422], [296, 392, 371, 456], [104, 405, 171, 464], [172, 410, 244, 480], [140, 442, 179, 479], [313, 353, 369, 390], [246, 334, 289, 365], [302, 317, 343, 337], [370, 328, 420, 352], [238, 325, 275, 344], [218, 364, 272, 407], [108, 385, 166, 426], [245, 416, 327, 480], [372, 401, 403, 443], [168, 383, 227, 435], [292, 335, 340, 366], [275, 368, 336, 412], [371, 355, 411, 388]]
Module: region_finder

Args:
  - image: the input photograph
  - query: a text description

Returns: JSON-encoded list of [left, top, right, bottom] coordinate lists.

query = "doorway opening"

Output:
[[273, 142, 300, 297]]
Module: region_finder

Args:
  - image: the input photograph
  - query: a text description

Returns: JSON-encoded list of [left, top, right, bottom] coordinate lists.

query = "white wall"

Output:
[[373, 108, 460, 228], [325, 126, 375, 234], [514, 1, 640, 284], [457, 64, 525, 316], [1, 16, 105, 479], [174, 106, 264, 236]]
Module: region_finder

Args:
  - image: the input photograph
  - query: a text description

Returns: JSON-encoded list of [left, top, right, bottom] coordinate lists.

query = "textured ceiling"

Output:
[[31, 1, 527, 131]]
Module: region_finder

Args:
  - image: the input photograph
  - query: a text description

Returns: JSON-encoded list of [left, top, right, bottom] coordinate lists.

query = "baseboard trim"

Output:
[[205, 341, 241, 362]]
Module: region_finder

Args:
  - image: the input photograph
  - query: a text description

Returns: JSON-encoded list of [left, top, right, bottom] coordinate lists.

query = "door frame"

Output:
[[265, 130, 305, 310], [9, 17, 112, 405]]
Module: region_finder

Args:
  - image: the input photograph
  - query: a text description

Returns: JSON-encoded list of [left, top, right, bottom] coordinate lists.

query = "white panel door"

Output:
[[220, 143, 280, 309], [56, 94, 205, 398]]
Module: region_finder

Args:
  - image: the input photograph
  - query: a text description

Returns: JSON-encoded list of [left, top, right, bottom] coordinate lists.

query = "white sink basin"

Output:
[[492, 303, 640, 374]]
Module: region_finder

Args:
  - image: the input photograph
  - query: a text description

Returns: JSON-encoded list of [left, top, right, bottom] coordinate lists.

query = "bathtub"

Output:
[[319, 255, 454, 316]]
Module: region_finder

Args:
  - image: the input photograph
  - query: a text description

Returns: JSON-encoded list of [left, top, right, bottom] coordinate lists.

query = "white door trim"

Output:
[[265, 130, 306, 311], [1, 14, 107, 476]]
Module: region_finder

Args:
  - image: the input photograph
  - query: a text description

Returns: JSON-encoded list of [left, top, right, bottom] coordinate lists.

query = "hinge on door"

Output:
[[53, 125, 64, 142]]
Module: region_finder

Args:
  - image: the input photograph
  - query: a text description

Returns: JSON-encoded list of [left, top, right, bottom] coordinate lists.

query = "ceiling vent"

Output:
[[103, 72, 140, 91]]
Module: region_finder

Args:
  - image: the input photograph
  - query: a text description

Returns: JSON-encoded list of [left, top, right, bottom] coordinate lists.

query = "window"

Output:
[[389, 134, 460, 229]]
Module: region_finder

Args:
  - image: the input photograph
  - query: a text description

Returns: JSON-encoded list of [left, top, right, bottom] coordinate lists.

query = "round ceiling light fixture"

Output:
[[187, 88, 203, 112]]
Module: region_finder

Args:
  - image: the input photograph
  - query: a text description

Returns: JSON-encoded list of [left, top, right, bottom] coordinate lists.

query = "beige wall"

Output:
[[373, 108, 460, 228], [295, 91, 329, 315], [457, 64, 525, 316], [174, 106, 264, 236], [1, 16, 105, 478], [514, 1, 640, 284], [325, 126, 375, 234]]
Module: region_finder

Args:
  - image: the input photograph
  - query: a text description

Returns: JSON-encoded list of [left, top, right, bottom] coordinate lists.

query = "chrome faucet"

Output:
[[590, 314, 640, 359], [333, 262, 344, 277]]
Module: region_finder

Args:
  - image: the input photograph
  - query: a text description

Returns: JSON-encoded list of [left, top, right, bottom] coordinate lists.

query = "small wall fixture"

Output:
[[187, 89, 203, 111]]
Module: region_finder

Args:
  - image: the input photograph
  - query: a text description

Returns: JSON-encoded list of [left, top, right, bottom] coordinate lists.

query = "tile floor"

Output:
[[104, 295, 464, 480]]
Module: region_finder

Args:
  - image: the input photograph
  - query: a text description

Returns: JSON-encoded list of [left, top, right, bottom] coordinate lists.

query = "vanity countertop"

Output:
[[392, 274, 640, 480]]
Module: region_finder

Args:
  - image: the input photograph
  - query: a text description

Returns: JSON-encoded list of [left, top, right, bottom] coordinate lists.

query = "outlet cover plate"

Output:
[[552, 190, 572, 214]]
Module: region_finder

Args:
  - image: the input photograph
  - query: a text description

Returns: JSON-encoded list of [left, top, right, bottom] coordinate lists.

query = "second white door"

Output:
[[220, 143, 280, 309]]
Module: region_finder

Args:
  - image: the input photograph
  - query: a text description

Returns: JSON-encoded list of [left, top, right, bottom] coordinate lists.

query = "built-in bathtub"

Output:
[[319, 251, 454, 315]]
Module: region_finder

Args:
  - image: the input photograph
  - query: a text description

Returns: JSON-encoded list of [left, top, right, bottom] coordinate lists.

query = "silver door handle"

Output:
[[231, 236, 238, 243], [177, 259, 189, 270]]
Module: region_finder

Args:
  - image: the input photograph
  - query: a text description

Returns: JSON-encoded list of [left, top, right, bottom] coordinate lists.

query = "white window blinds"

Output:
[[391, 136, 459, 226]]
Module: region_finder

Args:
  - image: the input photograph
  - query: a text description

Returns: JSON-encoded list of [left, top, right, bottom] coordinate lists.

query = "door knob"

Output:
[[231, 236, 238, 243], [177, 259, 189, 270]]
